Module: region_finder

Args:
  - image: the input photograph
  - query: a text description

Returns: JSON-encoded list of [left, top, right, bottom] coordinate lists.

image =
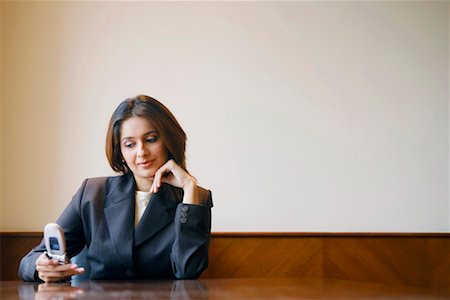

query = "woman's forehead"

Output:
[[120, 116, 157, 138]]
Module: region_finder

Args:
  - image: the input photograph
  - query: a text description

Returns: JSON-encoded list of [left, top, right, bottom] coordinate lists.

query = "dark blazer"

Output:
[[18, 173, 213, 281]]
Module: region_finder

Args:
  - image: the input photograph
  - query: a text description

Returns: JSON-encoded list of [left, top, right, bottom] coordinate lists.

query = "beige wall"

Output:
[[1, 1, 449, 232]]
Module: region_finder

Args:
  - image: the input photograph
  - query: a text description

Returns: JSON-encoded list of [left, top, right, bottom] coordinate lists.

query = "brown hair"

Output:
[[106, 95, 187, 174]]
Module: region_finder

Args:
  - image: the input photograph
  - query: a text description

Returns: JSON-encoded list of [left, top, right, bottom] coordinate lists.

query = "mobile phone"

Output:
[[44, 223, 67, 264]]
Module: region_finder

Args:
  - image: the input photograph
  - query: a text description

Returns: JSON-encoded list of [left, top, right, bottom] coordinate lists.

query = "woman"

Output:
[[19, 95, 213, 282]]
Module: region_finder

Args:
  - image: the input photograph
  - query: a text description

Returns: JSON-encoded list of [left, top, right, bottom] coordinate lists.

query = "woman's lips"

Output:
[[138, 160, 153, 168]]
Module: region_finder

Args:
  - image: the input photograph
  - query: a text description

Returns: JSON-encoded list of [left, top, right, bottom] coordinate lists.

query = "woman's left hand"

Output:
[[150, 159, 199, 204]]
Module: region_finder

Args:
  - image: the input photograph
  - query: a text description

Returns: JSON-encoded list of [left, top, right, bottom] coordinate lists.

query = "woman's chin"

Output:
[[135, 170, 155, 180]]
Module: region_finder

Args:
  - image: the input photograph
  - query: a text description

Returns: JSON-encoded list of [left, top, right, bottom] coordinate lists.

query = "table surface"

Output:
[[1, 278, 448, 299]]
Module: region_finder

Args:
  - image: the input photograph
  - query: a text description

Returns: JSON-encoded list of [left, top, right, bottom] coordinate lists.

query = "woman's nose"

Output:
[[137, 143, 148, 157]]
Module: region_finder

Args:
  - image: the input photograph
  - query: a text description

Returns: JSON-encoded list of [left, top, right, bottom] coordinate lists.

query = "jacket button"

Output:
[[180, 217, 187, 224], [181, 211, 187, 218], [181, 206, 189, 212]]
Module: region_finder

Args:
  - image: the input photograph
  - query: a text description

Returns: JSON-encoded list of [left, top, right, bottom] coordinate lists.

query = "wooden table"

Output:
[[1, 278, 448, 299]]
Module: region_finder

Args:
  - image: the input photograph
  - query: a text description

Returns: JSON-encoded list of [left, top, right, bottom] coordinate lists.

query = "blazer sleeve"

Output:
[[18, 179, 89, 282], [170, 189, 213, 279]]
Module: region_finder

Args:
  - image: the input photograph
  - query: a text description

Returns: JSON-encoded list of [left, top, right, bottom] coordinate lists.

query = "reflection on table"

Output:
[[1, 278, 448, 299]]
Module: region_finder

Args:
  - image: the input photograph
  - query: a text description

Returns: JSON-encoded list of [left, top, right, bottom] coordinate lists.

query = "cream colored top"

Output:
[[135, 191, 151, 227]]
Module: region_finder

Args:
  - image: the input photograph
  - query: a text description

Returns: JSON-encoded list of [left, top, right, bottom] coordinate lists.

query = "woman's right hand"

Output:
[[35, 253, 85, 283]]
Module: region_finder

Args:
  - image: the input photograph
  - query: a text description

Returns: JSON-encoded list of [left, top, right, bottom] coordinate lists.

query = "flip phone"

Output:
[[44, 223, 67, 264]]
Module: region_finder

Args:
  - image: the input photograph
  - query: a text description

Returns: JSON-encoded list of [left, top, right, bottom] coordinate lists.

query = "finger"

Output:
[[151, 159, 180, 193], [151, 165, 166, 193], [157, 161, 172, 188], [163, 162, 193, 188], [38, 267, 84, 281], [153, 170, 161, 193], [150, 173, 158, 193], [149, 169, 158, 193], [37, 263, 78, 273], [161, 160, 194, 189], [36, 255, 59, 267], [160, 172, 176, 186], [36, 253, 50, 266]]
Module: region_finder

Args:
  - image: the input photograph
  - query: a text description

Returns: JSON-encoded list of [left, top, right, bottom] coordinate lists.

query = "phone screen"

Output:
[[49, 237, 60, 251]]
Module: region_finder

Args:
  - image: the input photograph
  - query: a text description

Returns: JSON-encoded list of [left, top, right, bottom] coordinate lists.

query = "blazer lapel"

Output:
[[103, 174, 135, 270], [134, 184, 181, 247]]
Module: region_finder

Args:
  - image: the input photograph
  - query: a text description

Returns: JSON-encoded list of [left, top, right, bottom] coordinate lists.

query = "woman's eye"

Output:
[[146, 137, 158, 143], [124, 143, 134, 148]]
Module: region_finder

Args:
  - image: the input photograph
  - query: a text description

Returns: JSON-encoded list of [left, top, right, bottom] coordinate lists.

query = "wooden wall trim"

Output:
[[1, 231, 449, 288]]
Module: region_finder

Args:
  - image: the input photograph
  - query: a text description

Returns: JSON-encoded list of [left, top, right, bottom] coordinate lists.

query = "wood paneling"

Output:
[[322, 237, 449, 288], [201, 237, 322, 278], [1, 232, 448, 288], [427, 238, 450, 289], [0, 232, 42, 281]]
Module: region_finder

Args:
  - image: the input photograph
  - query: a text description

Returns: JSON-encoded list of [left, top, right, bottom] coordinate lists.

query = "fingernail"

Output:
[[77, 268, 85, 273]]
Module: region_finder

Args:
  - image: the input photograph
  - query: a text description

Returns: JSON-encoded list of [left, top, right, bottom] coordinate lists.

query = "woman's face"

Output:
[[120, 116, 169, 191]]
